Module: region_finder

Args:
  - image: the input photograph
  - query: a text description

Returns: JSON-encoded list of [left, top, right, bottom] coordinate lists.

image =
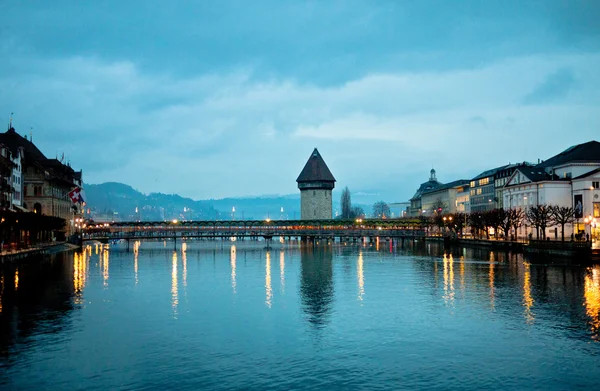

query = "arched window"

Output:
[[34, 202, 42, 215]]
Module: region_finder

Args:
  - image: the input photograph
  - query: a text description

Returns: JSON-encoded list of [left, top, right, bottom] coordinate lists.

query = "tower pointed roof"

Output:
[[296, 148, 336, 183]]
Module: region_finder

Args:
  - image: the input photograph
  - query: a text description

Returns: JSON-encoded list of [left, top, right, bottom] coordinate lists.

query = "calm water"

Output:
[[1, 240, 600, 390]]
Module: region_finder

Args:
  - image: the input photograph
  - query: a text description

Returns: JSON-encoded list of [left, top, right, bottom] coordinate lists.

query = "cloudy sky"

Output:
[[1, 1, 599, 201]]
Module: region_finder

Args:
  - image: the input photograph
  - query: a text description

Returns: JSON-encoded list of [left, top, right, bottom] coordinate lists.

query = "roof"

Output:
[[421, 179, 469, 196], [573, 167, 600, 180], [0, 127, 47, 162], [296, 148, 336, 183], [472, 164, 509, 181], [538, 140, 600, 168], [519, 167, 561, 182], [410, 180, 442, 200]]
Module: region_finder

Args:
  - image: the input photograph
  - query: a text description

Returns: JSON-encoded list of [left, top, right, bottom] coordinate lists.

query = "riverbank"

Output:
[[0, 242, 80, 264]]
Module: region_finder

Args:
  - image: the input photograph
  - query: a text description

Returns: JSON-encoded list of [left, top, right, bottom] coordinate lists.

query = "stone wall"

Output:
[[301, 189, 332, 219]]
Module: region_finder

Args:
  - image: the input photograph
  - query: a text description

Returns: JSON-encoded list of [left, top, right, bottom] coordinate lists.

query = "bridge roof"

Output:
[[296, 148, 336, 183]]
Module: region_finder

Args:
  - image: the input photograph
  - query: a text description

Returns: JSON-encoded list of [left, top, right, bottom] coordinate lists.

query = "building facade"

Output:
[[421, 180, 470, 215], [502, 141, 600, 240], [297, 148, 336, 220], [409, 169, 443, 216], [0, 127, 83, 233]]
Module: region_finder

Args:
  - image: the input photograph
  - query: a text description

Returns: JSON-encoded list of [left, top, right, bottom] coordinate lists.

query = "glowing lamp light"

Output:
[[172, 219, 178, 224]]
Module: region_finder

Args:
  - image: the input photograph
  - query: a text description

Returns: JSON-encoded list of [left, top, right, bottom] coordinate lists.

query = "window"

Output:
[[476, 188, 483, 195], [593, 181, 599, 189], [470, 181, 475, 188], [470, 189, 476, 196], [479, 177, 490, 186], [594, 203, 600, 218]]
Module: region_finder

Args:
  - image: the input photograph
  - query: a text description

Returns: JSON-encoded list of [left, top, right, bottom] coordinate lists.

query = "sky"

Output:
[[1, 0, 599, 201]]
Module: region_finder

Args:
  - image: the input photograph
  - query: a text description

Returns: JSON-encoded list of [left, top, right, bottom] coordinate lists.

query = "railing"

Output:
[[528, 240, 592, 250]]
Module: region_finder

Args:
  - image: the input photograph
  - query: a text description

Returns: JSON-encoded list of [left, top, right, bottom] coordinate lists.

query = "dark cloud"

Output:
[[523, 68, 576, 104]]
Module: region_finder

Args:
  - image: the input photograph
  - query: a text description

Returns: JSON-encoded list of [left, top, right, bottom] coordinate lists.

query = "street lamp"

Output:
[[232, 206, 235, 221]]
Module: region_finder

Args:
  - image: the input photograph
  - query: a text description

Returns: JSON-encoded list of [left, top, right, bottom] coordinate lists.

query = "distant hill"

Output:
[[84, 182, 381, 221], [84, 182, 220, 221]]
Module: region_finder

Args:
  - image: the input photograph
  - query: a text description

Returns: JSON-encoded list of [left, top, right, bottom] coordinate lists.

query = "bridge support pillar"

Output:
[[126, 239, 130, 252]]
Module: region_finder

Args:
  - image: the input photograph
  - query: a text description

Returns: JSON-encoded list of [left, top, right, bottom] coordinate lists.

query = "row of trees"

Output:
[[340, 186, 394, 219], [421, 205, 581, 241]]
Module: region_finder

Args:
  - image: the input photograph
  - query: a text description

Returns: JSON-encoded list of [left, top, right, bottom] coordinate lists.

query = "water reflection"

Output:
[[442, 253, 455, 306], [171, 251, 178, 318], [357, 251, 364, 301], [73, 251, 87, 305], [102, 248, 109, 287], [300, 245, 334, 327], [230, 245, 237, 294], [522, 262, 535, 325], [584, 266, 600, 340], [489, 252, 495, 310], [182, 243, 187, 289], [134, 241, 140, 285], [265, 251, 272, 308], [279, 250, 285, 294]]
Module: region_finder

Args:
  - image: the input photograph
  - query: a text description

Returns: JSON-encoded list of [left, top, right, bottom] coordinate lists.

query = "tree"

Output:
[[482, 209, 503, 239], [526, 205, 553, 240], [431, 199, 447, 215], [498, 208, 512, 240], [451, 213, 467, 237], [372, 201, 390, 218], [469, 212, 486, 239], [350, 206, 365, 219], [511, 208, 525, 239], [418, 215, 433, 235], [340, 186, 352, 219], [550, 205, 576, 241]]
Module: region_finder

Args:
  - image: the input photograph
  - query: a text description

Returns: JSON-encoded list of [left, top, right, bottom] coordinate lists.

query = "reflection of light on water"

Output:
[[265, 251, 272, 308], [459, 256, 465, 297], [102, 249, 109, 287], [357, 251, 365, 301], [14, 268, 19, 290], [182, 243, 187, 288], [489, 252, 495, 310], [376, 237, 379, 251], [134, 241, 140, 285], [279, 250, 285, 294], [0, 275, 3, 313], [584, 266, 600, 340], [73, 251, 87, 304], [443, 253, 455, 306], [172, 251, 178, 318], [230, 245, 237, 294], [522, 261, 534, 325]]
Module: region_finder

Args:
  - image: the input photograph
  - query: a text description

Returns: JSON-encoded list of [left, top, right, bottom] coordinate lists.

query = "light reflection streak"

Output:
[[230, 245, 237, 294], [182, 242, 187, 288], [14, 268, 19, 290], [522, 261, 534, 325], [265, 251, 272, 308], [102, 248, 109, 287], [134, 240, 140, 285], [357, 251, 364, 301], [172, 251, 179, 318], [73, 251, 87, 304], [442, 253, 455, 306], [489, 252, 495, 310], [279, 250, 285, 294], [584, 266, 600, 340], [0, 275, 3, 313], [459, 256, 465, 297]]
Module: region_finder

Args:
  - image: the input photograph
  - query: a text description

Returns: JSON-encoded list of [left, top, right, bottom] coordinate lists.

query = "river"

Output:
[[1, 240, 599, 390]]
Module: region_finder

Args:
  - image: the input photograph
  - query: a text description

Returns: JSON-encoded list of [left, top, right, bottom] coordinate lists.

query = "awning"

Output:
[[14, 205, 29, 212]]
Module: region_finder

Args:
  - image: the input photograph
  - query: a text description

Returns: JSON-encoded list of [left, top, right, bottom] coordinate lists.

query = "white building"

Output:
[[503, 141, 600, 240], [10, 147, 24, 208], [421, 180, 470, 215]]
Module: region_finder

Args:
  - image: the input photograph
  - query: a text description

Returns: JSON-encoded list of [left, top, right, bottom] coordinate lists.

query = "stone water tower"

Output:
[[297, 148, 336, 220]]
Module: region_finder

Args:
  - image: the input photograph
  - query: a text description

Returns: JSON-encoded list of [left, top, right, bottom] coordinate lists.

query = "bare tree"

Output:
[[431, 199, 447, 215], [526, 205, 553, 240], [550, 205, 576, 241], [340, 186, 352, 219], [372, 201, 390, 218], [511, 208, 525, 239], [469, 212, 485, 239], [483, 209, 503, 239], [350, 206, 365, 218]]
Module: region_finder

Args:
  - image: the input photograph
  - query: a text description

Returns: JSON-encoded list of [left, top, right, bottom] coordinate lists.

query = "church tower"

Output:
[[297, 148, 336, 220]]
